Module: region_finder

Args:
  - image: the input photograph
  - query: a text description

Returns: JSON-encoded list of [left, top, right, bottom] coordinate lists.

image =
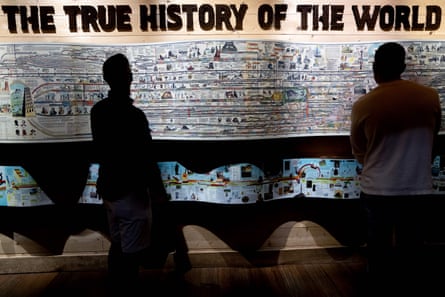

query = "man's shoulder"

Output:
[[401, 79, 436, 90], [401, 80, 440, 99], [91, 97, 109, 109], [352, 92, 372, 108]]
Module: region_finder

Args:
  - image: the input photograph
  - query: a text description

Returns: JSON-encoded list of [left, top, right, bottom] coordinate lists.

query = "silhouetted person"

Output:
[[90, 53, 167, 294], [350, 42, 442, 296]]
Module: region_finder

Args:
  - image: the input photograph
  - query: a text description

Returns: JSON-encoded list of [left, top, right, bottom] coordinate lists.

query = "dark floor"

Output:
[[1, 246, 445, 297], [0, 261, 368, 297]]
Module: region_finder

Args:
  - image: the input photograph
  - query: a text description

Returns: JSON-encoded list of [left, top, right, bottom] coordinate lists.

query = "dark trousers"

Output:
[[360, 193, 430, 296], [107, 244, 140, 295]]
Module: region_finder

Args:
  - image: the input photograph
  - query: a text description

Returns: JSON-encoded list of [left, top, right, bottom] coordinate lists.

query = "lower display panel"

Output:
[[1, 155, 445, 206]]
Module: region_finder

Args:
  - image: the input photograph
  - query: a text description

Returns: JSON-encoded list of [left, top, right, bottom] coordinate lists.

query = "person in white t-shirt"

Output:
[[350, 42, 442, 296]]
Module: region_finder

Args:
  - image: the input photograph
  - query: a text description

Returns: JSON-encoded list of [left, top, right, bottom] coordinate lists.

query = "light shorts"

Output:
[[103, 190, 152, 254]]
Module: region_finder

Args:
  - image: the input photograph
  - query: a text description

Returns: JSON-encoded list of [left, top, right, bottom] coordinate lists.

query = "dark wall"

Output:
[[0, 135, 355, 205], [0, 135, 444, 255]]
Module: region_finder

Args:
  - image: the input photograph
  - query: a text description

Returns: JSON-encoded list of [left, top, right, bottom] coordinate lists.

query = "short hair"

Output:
[[102, 53, 132, 86], [373, 42, 406, 78]]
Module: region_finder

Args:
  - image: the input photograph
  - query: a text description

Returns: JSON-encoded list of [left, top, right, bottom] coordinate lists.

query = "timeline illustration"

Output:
[[0, 40, 444, 142], [3, 154, 445, 207], [4, 157, 364, 206], [156, 158, 362, 204]]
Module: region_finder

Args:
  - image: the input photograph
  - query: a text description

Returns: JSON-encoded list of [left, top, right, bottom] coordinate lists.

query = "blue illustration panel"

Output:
[[1, 154, 444, 207]]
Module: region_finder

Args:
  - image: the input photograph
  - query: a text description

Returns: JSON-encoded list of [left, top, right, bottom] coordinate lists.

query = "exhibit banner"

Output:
[[0, 0, 443, 143], [1, 0, 443, 42]]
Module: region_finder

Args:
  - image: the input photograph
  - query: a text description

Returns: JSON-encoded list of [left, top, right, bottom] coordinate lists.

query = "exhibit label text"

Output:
[[0, 4, 442, 33]]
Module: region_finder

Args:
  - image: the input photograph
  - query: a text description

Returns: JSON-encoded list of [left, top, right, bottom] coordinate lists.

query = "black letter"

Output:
[[258, 4, 274, 30], [231, 4, 247, 30], [21, 6, 39, 33], [215, 5, 232, 31], [411, 6, 424, 31], [331, 5, 344, 31], [159, 4, 167, 31], [395, 5, 410, 31], [182, 5, 197, 31], [167, 4, 182, 31], [379, 5, 395, 31], [352, 5, 379, 31], [274, 4, 287, 30], [297, 5, 312, 30], [426, 5, 441, 31], [2, 6, 19, 33], [40, 6, 56, 33], [64, 6, 80, 32], [116, 5, 132, 32], [81, 6, 100, 32], [98, 6, 115, 32], [199, 4, 215, 31], [140, 5, 158, 31]]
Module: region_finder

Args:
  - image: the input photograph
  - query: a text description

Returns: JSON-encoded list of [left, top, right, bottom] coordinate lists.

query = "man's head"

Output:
[[372, 42, 406, 83], [103, 53, 133, 93]]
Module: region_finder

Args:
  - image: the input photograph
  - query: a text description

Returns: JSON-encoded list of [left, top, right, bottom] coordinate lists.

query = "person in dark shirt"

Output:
[[90, 53, 165, 293]]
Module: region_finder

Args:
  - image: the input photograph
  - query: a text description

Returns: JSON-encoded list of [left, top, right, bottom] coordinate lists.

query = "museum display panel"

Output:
[[1, 0, 445, 274], [0, 0, 444, 206]]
